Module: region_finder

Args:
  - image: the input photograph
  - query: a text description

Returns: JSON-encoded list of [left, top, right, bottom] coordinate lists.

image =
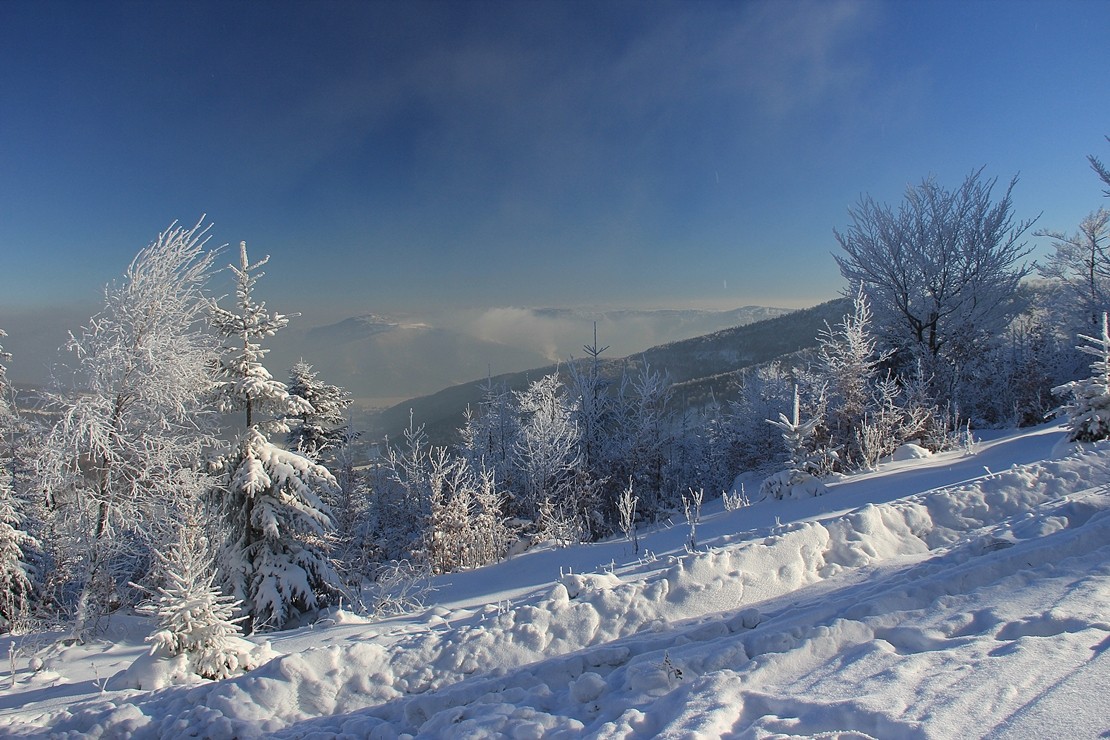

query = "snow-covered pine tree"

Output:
[[0, 469, 37, 634], [210, 242, 340, 632], [729, 362, 793, 473], [0, 332, 38, 633], [285, 360, 353, 461], [38, 221, 219, 639], [814, 287, 894, 469], [143, 523, 256, 681], [613, 363, 674, 519], [1054, 312, 1110, 442], [761, 385, 828, 500], [328, 437, 371, 580], [568, 325, 615, 492]]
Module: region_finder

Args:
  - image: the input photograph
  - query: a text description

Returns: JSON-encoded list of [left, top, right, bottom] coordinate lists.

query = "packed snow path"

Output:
[[3, 423, 1110, 738]]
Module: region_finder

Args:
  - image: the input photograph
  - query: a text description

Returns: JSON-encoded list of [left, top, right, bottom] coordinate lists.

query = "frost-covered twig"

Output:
[[681, 488, 703, 551], [617, 477, 639, 554]]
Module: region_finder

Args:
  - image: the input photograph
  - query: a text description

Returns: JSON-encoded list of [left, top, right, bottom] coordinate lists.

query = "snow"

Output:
[[3, 422, 1110, 738], [885, 442, 933, 462]]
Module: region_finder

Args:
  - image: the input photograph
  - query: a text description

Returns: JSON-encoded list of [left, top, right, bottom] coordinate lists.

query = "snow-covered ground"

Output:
[[3, 422, 1109, 738]]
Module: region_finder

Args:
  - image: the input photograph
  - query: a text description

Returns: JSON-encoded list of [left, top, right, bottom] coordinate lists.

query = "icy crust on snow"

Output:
[[7, 439, 1110, 738]]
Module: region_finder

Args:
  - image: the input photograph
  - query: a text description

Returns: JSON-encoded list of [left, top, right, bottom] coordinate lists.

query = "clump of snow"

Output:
[[760, 468, 829, 500], [115, 636, 277, 692], [884, 442, 933, 462]]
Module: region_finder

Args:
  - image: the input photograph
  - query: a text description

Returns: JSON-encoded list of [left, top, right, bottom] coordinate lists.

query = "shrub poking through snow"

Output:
[[1055, 312, 1110, 442]]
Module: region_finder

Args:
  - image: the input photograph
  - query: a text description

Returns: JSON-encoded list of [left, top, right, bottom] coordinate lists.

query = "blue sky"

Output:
[[1, 0, 1108, 338]]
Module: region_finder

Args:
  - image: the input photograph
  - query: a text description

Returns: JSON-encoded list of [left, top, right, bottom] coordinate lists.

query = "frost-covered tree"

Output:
[[817, 290, 890, 431], [458, 377, 519, 496], [142, 524, 257, 681], [810, 288, 897, 469], [285, 360, 353, 461], [959, 309, 1071, 428], [729, 362, 793, 472], [1091, 135, 1110, 198], [513, 373, 583, 535], [613, 363, 674, 518], [467, 463, 510, 567], [328, 439, 371, 578], [0, 330, 39, 633], [1037, 208, 1110, 334], [421, 451, 509, 573], [0, 330, 10, 421], [664, 400, 733, 508], [38, 221, 219, 639], [834, 169, 1036, 401], [375, 414, 509, 572], [0, 473, 37, 633], [375, 415, 436, 560], [1054, 313, 1110, 442], [569, 326, 615, 487], [761, 386, 828, 500], [210, 242, 339, 632]]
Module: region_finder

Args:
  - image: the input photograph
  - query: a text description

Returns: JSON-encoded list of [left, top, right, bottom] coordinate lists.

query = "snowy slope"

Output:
[[3, 423, 1110, 738]]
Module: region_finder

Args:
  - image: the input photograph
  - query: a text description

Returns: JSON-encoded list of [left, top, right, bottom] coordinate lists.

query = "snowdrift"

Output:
[[3, 424, 1110, 738]]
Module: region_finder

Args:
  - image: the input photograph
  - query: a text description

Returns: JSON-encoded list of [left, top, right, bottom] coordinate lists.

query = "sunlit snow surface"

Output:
[[3, 423, 1109, 738]]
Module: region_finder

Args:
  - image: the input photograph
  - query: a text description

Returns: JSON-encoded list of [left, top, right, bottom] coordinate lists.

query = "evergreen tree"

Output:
[[812, 288, 896, 469], [285, 360, 353, 461], [144, 524, 254, 680], [0, 472, 37, 633], [328, 439, 372, 580], [569, 325, 614, 488], [0, 329, 39, 633], [614, 363, 673, 519], [761, 386, 828, 500], [1055, 313, 1110, 442], [210, 242, 339, 632], [729, 362, 794, 472]]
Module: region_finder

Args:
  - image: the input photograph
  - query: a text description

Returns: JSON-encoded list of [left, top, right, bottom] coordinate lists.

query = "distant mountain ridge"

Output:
[[371, 298, 851, 445], [277, 305, 794, 408], [298, 315, 549, 404]]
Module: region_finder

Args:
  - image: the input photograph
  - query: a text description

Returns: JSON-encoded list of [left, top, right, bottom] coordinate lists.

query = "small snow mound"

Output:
[[761, 470, 828, 500], [885, 443, 933, 462], [115, 636, 277, 691], [570, 671, 607, 703], [330, 608, 373, 625], [114, 652, 201, 691], [560, 572, 622, 599]]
